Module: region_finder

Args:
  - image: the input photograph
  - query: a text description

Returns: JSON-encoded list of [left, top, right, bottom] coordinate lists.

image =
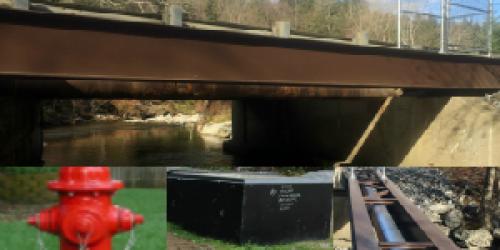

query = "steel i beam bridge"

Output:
[[0, 7, 500, 98], [1, 7, 500, 166]]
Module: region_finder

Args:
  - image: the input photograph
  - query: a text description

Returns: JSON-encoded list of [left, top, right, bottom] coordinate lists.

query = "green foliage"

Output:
[[492, 22, 500, 53], [0, 167, 59, 174], [418, 18, 439, 48], [0, 169, 59, 204], [276, 167, 307, 176], [206, 0, 218, 21]]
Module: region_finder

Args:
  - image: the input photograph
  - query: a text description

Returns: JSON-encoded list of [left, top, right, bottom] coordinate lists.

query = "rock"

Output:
[[463, 229, 493, 248], [452, 229, 467, 247], [429, 203, 454, 215], [138, 113, 201, 124], [94, 114, 120, 121], [444, 190, 455, 198], [444, 209, 463, 229], [458, 195, 475, 205], [200, 121, 232, 139]]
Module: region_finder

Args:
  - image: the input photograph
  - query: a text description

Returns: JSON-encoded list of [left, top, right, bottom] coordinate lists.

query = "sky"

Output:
[[366, 0, 498, 22], [267, 0, 497, 18], [267, 0, 500, 22]]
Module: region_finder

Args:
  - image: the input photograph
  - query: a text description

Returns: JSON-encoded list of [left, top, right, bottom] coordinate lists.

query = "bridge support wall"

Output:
[[225, 97, 499, 166], [0, 96, 43, 165]]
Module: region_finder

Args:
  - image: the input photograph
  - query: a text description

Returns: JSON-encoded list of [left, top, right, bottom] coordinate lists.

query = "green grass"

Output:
[[168, 223, 333, 250], [0, 188, 166, 250]]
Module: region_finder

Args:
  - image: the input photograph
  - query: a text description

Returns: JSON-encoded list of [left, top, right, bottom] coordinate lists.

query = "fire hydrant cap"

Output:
[[48, 167, 124, 191]]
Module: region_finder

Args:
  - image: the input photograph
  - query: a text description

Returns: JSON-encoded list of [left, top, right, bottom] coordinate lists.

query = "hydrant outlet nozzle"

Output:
[[27, 216, 36, 226], [134, 214, 144, 225], [27, 207, 59, 233]]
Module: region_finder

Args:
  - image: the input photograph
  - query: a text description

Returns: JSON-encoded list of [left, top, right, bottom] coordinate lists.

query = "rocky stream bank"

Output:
[[42, 100, 232, 139], [386, 168, 499, 249]]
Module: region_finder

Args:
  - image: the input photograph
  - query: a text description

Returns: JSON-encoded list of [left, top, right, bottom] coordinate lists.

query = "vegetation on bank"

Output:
[[0, 167, 59, 204], [42, 100, 231, 127]]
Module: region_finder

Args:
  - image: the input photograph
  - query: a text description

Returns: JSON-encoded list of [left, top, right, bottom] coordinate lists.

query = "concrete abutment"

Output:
[[225, 96, 499, 166], [0, 96, 43, 165]]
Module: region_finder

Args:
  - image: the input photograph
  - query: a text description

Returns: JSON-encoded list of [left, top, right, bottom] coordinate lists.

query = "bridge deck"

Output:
[[1, 8, 500, 92]]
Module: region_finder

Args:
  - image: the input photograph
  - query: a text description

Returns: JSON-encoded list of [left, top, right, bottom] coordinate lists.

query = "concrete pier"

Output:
[[0, 96, 43, 165]]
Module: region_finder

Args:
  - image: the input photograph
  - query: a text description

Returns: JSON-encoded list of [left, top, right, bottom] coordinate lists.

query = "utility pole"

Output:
[[397, 0, 401, 48], [488, 0, 493, 57], [440, 0, 449, 53], [294, 0, 298, 30]]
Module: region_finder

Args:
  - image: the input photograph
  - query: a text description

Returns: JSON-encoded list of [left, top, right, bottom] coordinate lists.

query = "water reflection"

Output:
[[43, 121, 233, 166]]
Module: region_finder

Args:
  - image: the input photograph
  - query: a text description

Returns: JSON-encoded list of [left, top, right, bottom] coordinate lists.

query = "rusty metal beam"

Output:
[[379, 242, 435, 249], [1, 9, 500, 90], [348, 177, 379, 250], [0, 79, 403, 99]]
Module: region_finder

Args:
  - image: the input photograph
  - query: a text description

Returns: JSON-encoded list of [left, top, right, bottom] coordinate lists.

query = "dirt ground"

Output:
[[167, 232, 213, 250], [401, 97, 500, 166]]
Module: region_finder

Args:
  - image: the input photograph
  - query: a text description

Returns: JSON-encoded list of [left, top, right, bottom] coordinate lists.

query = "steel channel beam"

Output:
[[348, 177, 379, 250], [0, 79, 403, 99], [376, 172, 460, 250], [3, 79, 495, 98], [379, 242, 435, 249], [363, 186, 406, 250], [1, 9, 500, 90]]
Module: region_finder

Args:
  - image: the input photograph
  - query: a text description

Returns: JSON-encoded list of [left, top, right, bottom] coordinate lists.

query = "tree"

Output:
[[481, 167, 499, 230], [206, 0, 218, 21]]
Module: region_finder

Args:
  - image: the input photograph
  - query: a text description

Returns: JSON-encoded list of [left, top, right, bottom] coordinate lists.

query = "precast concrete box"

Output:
[[167, 170, 333, 244]]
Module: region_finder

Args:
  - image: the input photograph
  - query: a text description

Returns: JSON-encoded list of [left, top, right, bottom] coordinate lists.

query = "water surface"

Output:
[[43, 121, 233, 166]]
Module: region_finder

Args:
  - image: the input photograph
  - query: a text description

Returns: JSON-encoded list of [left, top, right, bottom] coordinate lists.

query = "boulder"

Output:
[[444, 190, 455, 199], [444, 209, 463, 229], [200, 121, 232, 139], [451, 229, 467, 248], [463, 229, 493, 248], [428, 203, 454, 215]]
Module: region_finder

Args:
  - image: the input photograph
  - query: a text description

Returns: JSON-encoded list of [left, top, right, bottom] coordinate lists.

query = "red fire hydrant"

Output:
[[27, 167, 144, 250]]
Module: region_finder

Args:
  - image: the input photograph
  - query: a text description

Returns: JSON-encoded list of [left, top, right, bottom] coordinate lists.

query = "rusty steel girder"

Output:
[[0, 79, 403, 99], [1, 8, 500, 90]]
